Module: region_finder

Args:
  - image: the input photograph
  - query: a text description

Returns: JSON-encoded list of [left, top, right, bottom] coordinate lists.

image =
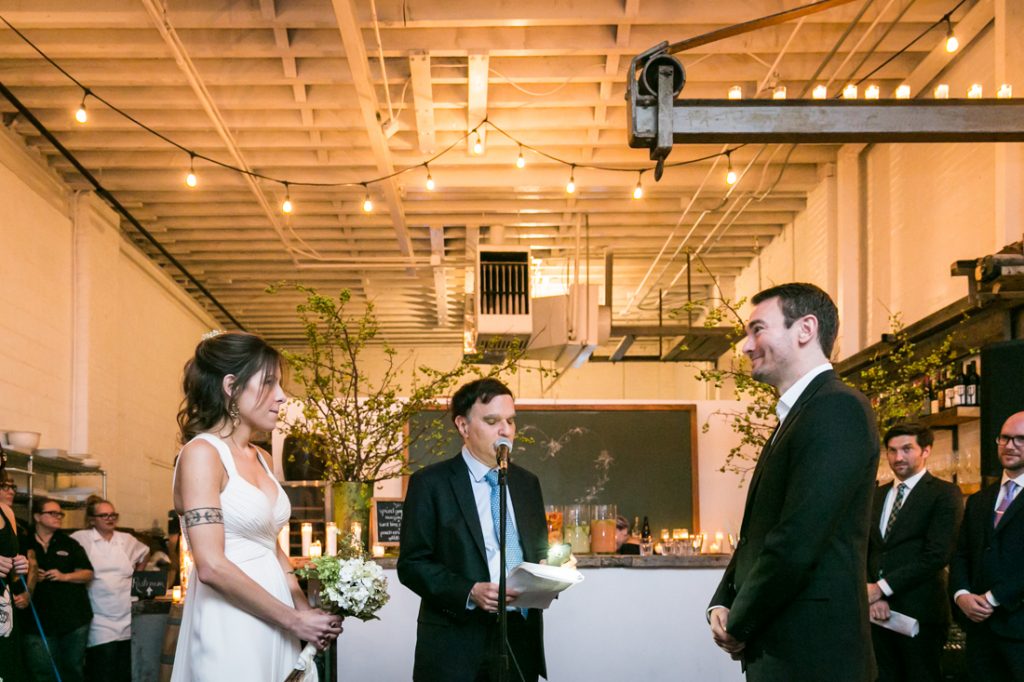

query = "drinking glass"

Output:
[[590, 504, 617, 554]]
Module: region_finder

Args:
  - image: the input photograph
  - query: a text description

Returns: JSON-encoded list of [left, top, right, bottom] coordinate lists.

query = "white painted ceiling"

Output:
[[0, 0, 976, 349]]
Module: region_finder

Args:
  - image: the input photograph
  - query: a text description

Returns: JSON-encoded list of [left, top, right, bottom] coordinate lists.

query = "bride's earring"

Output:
[[228, 401, 241, 428]]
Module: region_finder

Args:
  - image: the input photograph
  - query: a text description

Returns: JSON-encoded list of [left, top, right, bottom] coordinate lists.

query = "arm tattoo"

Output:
[[182, 507, 224, 527]]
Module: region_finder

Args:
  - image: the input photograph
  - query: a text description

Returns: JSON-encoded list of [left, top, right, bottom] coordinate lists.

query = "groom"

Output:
[[398, 378, 549, 681]]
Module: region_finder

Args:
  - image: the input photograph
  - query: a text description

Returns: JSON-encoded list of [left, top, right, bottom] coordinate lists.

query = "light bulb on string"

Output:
[[632, 172, 644, 200], [516, 146, 526, 169], [74, 90, 89, 124], [472, 131, 483, 155], [281, 182, 293, 214], [565, 165, 576, 194], [185, 154, 198, 188], [425, 165, 435, 191], [725, 152, 737, 186], [362, 186, 373, 213], [945, 17, 959, 53]]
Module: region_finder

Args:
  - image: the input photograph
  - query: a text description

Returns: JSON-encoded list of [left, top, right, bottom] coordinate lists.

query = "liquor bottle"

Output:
[[943, 367, 956, 410], [641, 516, 652, 543], [954, 363, 966, 408], [929, 371, 940, 414], [965, 361, 980, 406], [921, 374, 933, 416], [632, 515, 641, 539]]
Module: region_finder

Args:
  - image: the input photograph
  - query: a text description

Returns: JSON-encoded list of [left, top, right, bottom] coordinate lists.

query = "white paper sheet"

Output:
[[870, 609, 920, 637], [506, 562, 585, 609]]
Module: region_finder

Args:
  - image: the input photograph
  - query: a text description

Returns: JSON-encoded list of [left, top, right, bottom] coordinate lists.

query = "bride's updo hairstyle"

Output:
[[177, 331, 281, 443]]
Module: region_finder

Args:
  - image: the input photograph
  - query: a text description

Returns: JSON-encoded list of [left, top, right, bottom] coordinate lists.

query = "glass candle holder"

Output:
[[564, 504, 591, 554]]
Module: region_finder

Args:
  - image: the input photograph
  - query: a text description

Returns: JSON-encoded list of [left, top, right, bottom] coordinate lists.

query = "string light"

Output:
[[425, 165, 435, 191], [472, 131, 483, 155], [516, 145, 526, 168], [944, 16, 959, 53], [74, 90, 89, 124], [281, 182, 293, 214], [725, 152, 737, 186], [632, 172, 644, 200], [565, 165, 576, 194], [185, 153, 197, 188], [362, 186, 373, 213]]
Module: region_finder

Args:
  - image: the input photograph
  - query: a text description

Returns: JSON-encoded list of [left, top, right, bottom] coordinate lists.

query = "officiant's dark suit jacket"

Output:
[[398, 453, 549, 682], [867, 473, 963, 624], [709, 370, 880, 682], [950, 479, 1024, 641]]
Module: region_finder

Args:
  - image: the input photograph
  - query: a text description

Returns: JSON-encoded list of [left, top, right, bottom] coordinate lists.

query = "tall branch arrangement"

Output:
[[269, 284, 526, 485]]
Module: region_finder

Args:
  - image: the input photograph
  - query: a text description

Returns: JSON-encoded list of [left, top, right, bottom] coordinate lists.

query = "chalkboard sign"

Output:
[[131, 570, 168, 599], [406, 405, 698, 534], [372, 498, 404, 546]]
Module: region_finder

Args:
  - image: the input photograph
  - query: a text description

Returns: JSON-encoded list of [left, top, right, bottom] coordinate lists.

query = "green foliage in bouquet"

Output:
[[294, 538, 389, 621]]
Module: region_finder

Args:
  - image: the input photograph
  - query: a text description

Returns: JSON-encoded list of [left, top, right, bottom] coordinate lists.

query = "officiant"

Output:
[[397, 377, 549, 682]]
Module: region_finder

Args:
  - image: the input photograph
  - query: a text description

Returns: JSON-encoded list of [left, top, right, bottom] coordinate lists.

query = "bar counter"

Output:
[[339, 553, 741, 682]]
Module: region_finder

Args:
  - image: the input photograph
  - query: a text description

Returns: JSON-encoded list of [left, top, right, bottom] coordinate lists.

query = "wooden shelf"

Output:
[[919, 406, 980, 427]]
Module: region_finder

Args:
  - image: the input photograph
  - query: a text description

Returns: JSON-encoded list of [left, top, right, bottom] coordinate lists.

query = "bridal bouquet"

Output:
[[287, 543, 390, 681]]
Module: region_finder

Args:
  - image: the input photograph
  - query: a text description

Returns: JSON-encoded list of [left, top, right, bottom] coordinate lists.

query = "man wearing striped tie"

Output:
[[399, 378, 549, 682], [951, 410, 1024, 681], [866, 422, 963, 681]]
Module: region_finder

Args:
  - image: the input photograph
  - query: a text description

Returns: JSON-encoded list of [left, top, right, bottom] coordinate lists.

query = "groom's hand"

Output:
[[709, 607, 745, 655]]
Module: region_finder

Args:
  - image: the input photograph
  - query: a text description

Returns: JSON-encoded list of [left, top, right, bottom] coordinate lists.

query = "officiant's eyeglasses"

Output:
[[996, 435, 1024, 448], [91, 513, 120, 520]]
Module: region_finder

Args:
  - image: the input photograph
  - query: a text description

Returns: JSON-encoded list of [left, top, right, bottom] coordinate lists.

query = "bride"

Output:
[[171, 331, 341, 681]]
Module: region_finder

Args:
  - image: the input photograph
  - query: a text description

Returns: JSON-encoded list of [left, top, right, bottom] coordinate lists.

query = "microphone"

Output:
[[494, 437, 513, 471]]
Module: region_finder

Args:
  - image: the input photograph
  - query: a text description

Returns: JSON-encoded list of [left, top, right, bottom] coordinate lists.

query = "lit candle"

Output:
[[672, 528, 685, 541], [772, 85, 787, 100], [309, 540, 322, 559], [812, 84, 827, 100], [325, 522, 338, 556], [842, 84, 858, 100], [709, 542, 722, 554], [968, 83, 983, 99], [715, 531, 725, 543], [350, 522, 362, 549], [301, 522, 312, 557], [172, 586, 182, 603], [864, 84, 880, 100], [998, 83, 1013, 99], [372, 544, 386, 558], [660, 529, 670, 542], [934, 83, 949, 99], [728, 85, 743, 100], [278, 524, 290, 557], [895, 84, 911, 99], [681, 529, 689, 540]]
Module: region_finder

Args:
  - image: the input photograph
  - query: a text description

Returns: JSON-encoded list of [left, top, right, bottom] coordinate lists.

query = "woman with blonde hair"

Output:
[[71, 495, 149, 681]]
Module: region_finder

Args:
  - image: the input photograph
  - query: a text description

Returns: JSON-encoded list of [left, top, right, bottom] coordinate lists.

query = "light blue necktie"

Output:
[[484, 469, 524, 574]]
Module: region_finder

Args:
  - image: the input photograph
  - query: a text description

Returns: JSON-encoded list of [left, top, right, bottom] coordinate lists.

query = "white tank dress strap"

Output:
[[190, 432, 238, 477]]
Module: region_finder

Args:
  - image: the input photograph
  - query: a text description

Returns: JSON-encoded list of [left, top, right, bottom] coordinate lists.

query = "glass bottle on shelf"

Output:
[[954, 362, 966, 408], [921, 374, 933, 416], [929, 371, 941, 414], [943, 367, 956, 410], [965, 361, 980, 407]]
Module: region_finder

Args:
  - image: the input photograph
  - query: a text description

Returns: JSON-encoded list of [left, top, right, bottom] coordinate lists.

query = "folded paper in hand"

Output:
[[870, 610, 920, 638], [507, 562, 584, 609]]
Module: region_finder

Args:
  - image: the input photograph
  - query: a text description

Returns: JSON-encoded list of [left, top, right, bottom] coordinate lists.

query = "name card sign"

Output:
[[131, 570, 169, 600], [371, 498, 404, 547]]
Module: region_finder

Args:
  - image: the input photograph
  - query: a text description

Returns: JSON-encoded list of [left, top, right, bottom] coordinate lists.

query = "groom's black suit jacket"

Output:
[[867, 472, 963, 624], [398, 453, 548, 681], [709, 370, 880, 682]]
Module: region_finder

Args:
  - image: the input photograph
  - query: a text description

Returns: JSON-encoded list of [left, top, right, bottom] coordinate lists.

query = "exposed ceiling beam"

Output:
[[906, 0, 994, 97], [409, 51, 436, 153], [329, 0, 416, 266], [429, 225, 451, 326], [467, 51, 489, 152], [139, 0, 299, 267]]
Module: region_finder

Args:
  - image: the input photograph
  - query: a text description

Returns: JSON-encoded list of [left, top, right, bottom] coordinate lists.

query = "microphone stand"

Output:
[[496, 454, 510, 682]]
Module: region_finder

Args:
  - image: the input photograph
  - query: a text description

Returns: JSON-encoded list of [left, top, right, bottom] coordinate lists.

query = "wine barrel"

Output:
[[158, 602, 184, 682]]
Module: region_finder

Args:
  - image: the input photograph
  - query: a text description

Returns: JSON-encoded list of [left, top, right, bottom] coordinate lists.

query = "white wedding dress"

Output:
[[171, 433, 299, 681]]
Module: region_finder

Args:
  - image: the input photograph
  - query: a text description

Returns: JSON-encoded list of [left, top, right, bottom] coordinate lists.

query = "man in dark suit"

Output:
[[867, 422, 963, 681], [708, 282, 880, 681], [398, 378, 549, 682], [950, 410, 1024, 680]]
